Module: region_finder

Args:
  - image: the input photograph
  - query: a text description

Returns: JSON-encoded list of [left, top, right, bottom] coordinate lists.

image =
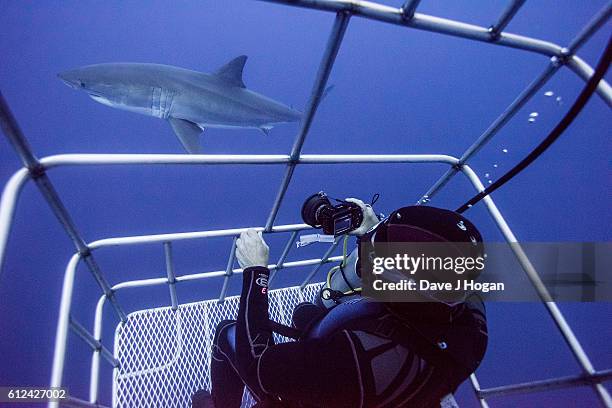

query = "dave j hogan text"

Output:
[[372, 279, 505, 293]]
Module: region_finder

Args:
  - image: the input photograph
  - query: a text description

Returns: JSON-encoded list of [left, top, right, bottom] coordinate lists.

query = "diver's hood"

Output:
[[359, 205, 485, 305], [320, 205, 484, 309]]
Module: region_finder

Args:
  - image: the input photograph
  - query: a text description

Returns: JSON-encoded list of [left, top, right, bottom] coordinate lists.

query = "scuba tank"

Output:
[[318, 238, 362, 309]]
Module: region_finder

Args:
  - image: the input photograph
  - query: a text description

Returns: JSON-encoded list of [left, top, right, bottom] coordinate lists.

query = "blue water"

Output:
[[0, 1, 610, 407]]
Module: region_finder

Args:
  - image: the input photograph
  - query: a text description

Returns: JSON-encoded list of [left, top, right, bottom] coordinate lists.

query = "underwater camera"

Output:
[[301, 192, 363, 236]]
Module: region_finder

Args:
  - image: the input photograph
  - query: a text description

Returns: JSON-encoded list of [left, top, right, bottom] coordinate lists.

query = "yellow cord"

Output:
[[324, 235, 362, 297]]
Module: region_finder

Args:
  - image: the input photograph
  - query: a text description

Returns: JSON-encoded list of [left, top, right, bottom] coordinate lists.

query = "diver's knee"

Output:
[[212, 319, 236, 357], [214, 319, 235, 339], [291, 302, 325, 332]]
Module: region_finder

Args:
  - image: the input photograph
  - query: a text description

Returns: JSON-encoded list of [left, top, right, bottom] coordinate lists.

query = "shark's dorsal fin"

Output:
[[214, 55, 247, 88], [169, 117, 203, 154]]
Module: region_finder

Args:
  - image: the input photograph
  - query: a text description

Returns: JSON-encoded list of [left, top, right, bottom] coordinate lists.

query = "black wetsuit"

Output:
[[208, 266, 488, 408]]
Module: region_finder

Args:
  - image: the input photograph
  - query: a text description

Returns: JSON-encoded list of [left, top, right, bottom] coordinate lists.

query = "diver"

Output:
[[193, 193, 488, 408]]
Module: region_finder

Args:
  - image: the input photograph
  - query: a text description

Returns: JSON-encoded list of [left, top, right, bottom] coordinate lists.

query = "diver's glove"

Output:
[[236, 229, 270, 269], [345, 197, 380, 236]]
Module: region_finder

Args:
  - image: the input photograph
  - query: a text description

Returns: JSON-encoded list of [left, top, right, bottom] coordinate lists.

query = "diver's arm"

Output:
[[234, 230, 274, 401], [235, 265, 274, 401], [235, 265, 362, 406], [234, 230, 362, 405]]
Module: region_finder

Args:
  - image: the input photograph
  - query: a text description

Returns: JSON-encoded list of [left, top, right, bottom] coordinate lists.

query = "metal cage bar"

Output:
[[300, 236, 341, 288], [259, 0, 612, 106], [478, 369, 612, 399], [69, 317, 118, 368], [269, 230, 298, 285], [418, 60, 560, 204], [418, 0, 612, 203], [0, 92, 127, 323], [469, 374, 491, 408], [164, 242, 179, 311], [489, 0, 526, 39], [567, 2, 612, 55], [218, 236, 238, 303], [401, 0, 421, 20], [459, 164, 612, 407], [264, 11, 350, 231]]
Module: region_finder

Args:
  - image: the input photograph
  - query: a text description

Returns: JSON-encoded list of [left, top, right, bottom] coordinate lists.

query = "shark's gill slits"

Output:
[[151, 87, 174, 119], [151, 87, 162, 118]]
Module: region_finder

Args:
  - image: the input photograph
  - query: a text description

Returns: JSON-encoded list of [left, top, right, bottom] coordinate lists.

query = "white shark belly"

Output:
[[89, 85, 176, 120], [89, 94, 152, 117]]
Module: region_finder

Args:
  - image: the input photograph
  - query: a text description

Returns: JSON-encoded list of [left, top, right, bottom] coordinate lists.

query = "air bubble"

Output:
[[484, 173, 490, 178], [529, 112, 539, 118], [544, 91, 554, 97], [502, 148, 508, 153], [493, 164, 498, 168], [556, 96, 563, 105], [488, 180, 492, 184]]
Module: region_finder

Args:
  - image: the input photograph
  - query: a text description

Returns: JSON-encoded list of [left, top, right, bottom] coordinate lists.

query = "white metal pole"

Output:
[[0, 168, 29, 275], [489, 0, 526, 39], [418, 61, 560, 204], [460, 165, 612, 407], [89, 295, 107, 404], [265, 11, 351, 231], [164, 242, 179, 310], [49, 253, 81, 408], [218, 236, 238, 303], [257, 0, 611, 104]]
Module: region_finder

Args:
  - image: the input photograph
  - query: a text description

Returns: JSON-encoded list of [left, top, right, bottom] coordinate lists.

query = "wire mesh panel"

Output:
[[114, 282, 323, 408]]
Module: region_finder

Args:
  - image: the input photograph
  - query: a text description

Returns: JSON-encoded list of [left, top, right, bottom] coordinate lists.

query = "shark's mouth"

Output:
[[88, 93, 114, 107]]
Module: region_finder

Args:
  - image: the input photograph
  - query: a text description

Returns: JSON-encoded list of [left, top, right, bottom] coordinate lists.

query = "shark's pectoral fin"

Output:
[[169, 118, 203, 154], [214, 55, 247, 88]]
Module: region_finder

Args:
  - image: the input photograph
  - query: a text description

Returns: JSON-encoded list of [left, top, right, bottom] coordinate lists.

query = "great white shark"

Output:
[[58, 56, 302, 153]]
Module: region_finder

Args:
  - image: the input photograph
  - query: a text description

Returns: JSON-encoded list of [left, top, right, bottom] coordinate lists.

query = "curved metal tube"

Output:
[[459, 164, 612, 406], [259, 0, 561, 56], [567, 55, 612, 107], [40, 154, 291, 168], [0, 168, 29, 275], [49, 253, 81, 408], [258, 0, 612, 105]]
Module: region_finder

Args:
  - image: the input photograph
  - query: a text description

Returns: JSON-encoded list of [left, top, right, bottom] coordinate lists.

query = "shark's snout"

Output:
[[57, 72, 83, 90]]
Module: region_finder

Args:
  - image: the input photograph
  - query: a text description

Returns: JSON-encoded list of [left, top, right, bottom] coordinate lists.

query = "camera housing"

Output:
[[301, 192, 364, 236]]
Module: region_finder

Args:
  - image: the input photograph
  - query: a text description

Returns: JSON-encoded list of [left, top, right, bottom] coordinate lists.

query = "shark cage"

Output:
[[0, 1, 611, 407]]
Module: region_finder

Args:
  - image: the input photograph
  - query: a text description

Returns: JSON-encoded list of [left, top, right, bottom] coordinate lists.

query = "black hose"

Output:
[[456, 34, 612, 214]]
